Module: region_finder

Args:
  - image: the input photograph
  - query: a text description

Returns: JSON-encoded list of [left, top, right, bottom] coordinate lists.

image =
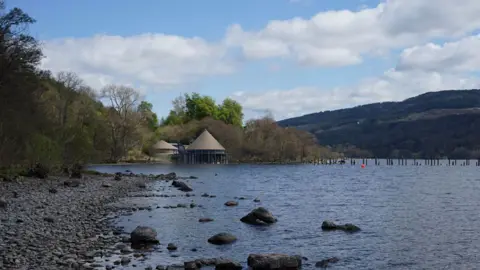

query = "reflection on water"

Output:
[[88, 162, 480, 269]]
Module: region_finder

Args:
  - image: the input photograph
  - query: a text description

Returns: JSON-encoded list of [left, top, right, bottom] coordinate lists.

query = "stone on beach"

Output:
[[63, 179, 81, 187], [207, 233, 237, 245], [130, 226, 160, 244], [0, 198, 7, 208], [240, 207, 277, 225], [247, 254, 302, 270]]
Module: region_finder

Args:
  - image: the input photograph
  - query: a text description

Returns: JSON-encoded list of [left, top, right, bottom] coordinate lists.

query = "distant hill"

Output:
[[277, 90, 480, 159]]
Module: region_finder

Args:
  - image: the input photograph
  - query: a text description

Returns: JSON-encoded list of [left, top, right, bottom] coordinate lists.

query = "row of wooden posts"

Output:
[[310, 158, 480, 166]]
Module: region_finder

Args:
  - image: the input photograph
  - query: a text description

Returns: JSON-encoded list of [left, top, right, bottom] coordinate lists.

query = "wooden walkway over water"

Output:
[[310, 158, 480, 166]]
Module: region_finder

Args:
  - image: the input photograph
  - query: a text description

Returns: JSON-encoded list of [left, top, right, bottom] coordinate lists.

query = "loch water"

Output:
[[88, 161, 480, 269]]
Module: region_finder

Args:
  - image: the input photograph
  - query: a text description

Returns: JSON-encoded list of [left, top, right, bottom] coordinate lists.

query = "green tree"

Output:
[[137, 101, 159, 131], [185, 92, 218, 121], [0, 2, 45, 165], [217, 98, 243, 126]]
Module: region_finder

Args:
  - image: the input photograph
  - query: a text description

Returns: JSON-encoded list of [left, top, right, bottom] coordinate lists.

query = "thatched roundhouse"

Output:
[[180, 129, 227, 164]]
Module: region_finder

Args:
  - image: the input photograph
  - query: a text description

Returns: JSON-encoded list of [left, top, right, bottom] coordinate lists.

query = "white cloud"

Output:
[[225, 0, 480, 67], [397, 35, 480, 72], [41, 34, 235, 90], [233, 35, 480, 120]]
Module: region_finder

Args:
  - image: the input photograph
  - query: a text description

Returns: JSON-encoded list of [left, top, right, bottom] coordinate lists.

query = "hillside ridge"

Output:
[[278, 89, 480, 159]]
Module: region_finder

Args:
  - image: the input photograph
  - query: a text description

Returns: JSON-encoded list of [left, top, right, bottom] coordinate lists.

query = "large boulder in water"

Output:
[[207, 233, 237, 245], [247, 254, 302, 270], [172, 180, 193, 192], [321, 220, 361, 232], [130, 226, 159, 244], [240, 207, 277, 225]]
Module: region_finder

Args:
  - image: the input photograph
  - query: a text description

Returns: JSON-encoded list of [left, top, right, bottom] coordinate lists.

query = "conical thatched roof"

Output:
[[187, 129, 225, 151], [152, 140, 177, 150]]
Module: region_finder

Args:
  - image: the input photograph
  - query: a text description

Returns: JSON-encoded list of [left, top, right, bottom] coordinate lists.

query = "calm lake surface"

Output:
[[88, 161, 480, 269]]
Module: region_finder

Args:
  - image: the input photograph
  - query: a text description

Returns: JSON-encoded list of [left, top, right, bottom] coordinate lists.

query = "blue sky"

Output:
[[8, 0, 480, 120]]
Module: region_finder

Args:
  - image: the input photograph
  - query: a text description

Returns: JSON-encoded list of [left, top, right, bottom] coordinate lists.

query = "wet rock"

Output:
[[0, 198, 7, 208], [215, 259, 243, 270], [189, 176, 198, 179], [201, 193, 209, 197], [167, 243, 177, 251], [240, 207, 277, 225], [253, 198, 260, 202], [247, 254, 302, 270], [315, 257, 339, 268], [121, 257, 131, 265], [184, 261, 198, 270], [207, 233, 237, 245], [130, 226, 160, 244], [199, 218, 214, 223], [321, 220, 361, 232], [224, 201, 238, 207], [190, 203, 196, 208], [43, 216, 55, 223], [172, 180, 193, 192]]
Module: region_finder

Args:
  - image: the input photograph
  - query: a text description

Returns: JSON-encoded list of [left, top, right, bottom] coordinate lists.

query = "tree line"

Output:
[[0, 2, 158, 168], [0, 2, 338, 169], [156, 95, 340, 163]]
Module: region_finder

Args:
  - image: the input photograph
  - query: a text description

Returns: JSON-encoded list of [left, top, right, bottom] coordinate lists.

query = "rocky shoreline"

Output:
[[1, 170, 349, 270], [0, 172, 147, 270]]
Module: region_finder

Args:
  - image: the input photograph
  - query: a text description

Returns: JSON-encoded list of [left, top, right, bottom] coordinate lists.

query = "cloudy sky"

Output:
[[11, 0, 480, 120]]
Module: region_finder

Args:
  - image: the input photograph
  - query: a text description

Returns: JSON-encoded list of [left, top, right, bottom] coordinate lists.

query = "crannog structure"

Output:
[[176, 129, 227, 164], [150, 140, 178, 157]]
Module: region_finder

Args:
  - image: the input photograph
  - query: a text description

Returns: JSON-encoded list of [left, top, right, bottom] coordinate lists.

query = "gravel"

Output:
[[0, 174, 145, 270]]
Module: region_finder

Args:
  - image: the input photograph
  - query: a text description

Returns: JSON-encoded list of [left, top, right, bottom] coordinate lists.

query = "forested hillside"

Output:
[[278, 90, 480, 159]]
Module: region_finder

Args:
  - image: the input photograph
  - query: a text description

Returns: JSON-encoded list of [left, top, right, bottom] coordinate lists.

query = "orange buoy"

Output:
[[361, 164, 365, 168]]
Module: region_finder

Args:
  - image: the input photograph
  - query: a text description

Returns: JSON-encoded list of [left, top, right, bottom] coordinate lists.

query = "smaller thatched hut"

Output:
[[151, 140, 178, 157]]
